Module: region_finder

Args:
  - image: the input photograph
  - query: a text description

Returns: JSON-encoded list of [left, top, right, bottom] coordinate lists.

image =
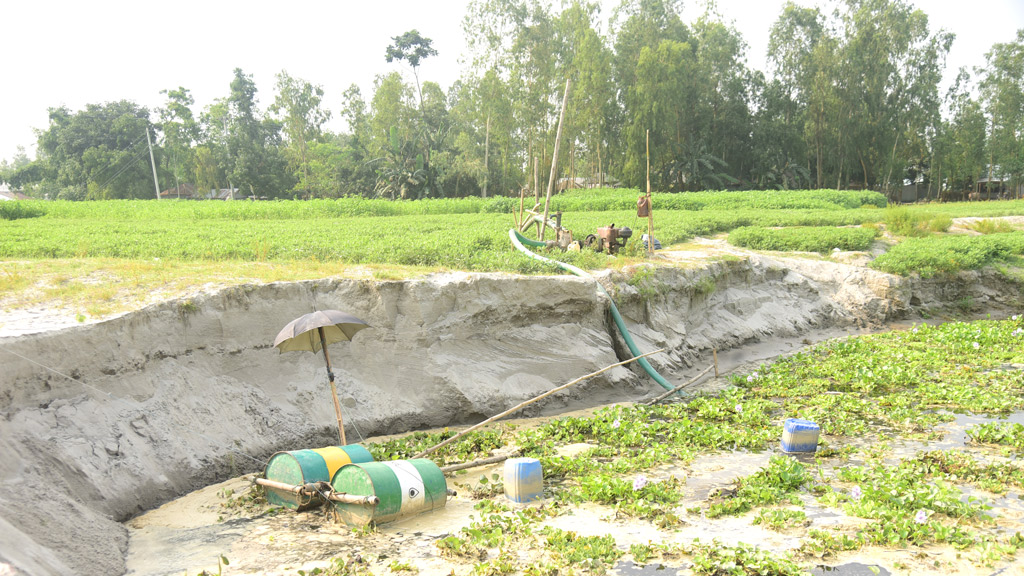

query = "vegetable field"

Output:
[[2, 189, 1023, 276]]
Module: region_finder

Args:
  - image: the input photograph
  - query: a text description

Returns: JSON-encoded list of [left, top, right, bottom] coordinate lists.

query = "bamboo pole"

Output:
[[413, 348, 664, 459], [319, 327, 346, 445], [254, 478, 380, 506], [541, 79, 571, 241], [645, 364, 714, 406], [440, 452, 519, 474], [645, 129, 654, 256], [518, 186, 526, 228]]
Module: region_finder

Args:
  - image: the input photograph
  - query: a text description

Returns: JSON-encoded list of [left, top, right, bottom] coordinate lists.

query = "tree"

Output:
[[272, 71, 331, 197], [980, 29, 1024, 199], [216, 68, 289, 198], [612, 0, 691, 188], [767, 0, 950, 193], [35, 101, 159, 199], [464, 0, 559, 195], [158, 87, 199, 198], [336, 84, 378, 196], [769, 2, 834, 188], [749, 74, 810, 189], [556, 1, 615, 188], [385, 29, 439, 109], [937, 69, 987, 198], [385, 30, 449, 197]]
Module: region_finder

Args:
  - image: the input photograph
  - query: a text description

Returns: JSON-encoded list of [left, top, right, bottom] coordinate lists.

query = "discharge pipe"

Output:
[[508, 229, 674, 392]]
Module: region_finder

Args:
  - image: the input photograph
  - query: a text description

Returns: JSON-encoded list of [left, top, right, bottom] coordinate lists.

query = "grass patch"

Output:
[[969, 219, 1017, 234], [0, 258, 435, 320], [727, 226, 878, 253], [870, 232, 1024, 277]]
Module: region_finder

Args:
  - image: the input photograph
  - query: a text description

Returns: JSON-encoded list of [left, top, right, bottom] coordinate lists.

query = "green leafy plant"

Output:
[[967, 422, 1024, 451], [753, 507, 809, 531], [727, 225, 878, 253], [685, 541, 804, 576]]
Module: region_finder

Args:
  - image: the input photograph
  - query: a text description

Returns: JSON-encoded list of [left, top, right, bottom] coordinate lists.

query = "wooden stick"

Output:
[[329, 492, 380, 506], [713, 349, 719, 378], [645, 364, 715, 406], [646, 129, 653, 257], [319, 327, 346, 445], [439, 452, 519, 474], [518, 186, 525, 228], [541, 78, 571, 241], [413, 348, 665, 459], [255, 478, 379, 506]]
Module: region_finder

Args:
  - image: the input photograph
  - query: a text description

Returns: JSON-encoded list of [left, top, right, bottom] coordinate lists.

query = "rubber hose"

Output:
[[509, 229, 674, 392]]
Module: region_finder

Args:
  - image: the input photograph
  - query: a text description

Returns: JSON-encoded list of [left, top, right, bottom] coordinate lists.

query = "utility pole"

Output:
[[483, 114, 490, 198], [147, 127, 160, 200], [646, 130, 654, 257]]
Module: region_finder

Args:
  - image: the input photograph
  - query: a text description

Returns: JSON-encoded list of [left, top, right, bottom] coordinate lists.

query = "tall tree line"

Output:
[[3, 0, 1023, 201]]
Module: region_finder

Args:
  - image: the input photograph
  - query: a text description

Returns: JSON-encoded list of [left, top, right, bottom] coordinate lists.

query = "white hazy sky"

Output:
[[2, 0, 1022, 163]]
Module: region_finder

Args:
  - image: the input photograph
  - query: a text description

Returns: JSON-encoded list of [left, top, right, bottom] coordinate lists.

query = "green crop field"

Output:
[[3, 189, 1024, 272], [2, 189, 1024, 319]]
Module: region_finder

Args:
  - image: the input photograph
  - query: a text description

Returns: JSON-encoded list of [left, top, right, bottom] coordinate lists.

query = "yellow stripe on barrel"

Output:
[[312, 446, 354, 479]]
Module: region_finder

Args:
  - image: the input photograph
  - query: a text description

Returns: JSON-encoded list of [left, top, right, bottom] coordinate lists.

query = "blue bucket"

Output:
[[504, 457, 544, 503], [781, 418, 820, 453]]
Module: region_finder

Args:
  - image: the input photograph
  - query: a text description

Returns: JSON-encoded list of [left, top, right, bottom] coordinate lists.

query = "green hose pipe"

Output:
[[509, 229, 675, 392]]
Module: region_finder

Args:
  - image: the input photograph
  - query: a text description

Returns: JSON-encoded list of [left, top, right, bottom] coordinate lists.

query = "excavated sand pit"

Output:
[[1, 243, 1023, 575]]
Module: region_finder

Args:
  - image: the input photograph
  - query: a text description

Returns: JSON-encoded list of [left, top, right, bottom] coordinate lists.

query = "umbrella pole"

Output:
[[318, 327, 347, 445]]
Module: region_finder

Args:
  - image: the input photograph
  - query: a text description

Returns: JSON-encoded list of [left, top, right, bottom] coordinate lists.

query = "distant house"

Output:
[[206, 188, 238, 200], [977, 166, 1024, 199], [159, 183, 198, 199], [556, 174, 622, 191], [900, 183, 921, 203], [0, 185, 29, 201]]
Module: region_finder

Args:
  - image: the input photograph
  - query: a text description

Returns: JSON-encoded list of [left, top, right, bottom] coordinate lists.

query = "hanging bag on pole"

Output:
[[636, 195, 651, 218]]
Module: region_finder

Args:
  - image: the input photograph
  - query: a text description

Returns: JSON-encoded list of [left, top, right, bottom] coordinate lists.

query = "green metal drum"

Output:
[[263, 444, 374, 510], [330, 459, 448, 527]]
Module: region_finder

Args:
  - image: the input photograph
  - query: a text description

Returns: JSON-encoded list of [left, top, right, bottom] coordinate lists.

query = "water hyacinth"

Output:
[[915, 510, 928, 524], [735, 404, 743, 415], [972, 341, 980, 350], [851, 485, 862, 501], [612, 419, 621, 429], [633, 475, 648, 491]]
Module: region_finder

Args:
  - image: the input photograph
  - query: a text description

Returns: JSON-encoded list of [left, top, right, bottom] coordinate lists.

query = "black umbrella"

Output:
[[274, 310, 370, 444]]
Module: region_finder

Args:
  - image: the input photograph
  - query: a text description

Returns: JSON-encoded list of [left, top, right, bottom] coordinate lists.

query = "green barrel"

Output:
[[263, 444, 374, 510], [330, 459, 448, 527]]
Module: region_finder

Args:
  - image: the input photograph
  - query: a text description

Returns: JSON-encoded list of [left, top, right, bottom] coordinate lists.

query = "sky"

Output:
[[2, 0, 1023, 164]]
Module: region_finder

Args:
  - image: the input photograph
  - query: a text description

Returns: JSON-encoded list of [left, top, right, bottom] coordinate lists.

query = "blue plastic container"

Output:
[[781, 418, 820, 453], [504, 457, 544, 503]]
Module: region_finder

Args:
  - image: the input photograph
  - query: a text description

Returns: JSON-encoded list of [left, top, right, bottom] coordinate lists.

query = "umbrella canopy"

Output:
[[274, 310, 370, 353]]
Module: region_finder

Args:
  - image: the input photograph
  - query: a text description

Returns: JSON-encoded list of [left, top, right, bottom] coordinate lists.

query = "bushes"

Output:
[[0, 202, 43, 220], [727, 226, 878, 253], [551, 188, 888, 212], [870, 232, 1024, 277]]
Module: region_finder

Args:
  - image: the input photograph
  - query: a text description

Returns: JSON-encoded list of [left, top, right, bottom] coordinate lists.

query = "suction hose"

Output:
[[509, 229, 674, 392]]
